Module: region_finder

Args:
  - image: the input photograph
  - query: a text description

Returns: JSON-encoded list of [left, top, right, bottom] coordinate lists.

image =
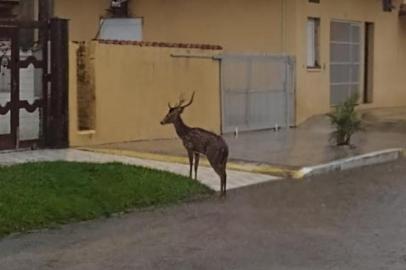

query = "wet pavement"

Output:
[[94, 107, 406, 167], [1, 159, 406, 269]]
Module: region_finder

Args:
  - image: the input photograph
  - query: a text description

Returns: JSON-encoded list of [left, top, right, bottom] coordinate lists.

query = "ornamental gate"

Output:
[[0, 18, 69, 150]]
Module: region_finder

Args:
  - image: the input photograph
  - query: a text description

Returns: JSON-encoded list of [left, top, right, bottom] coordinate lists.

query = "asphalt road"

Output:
[[1, 160, 406, 270]]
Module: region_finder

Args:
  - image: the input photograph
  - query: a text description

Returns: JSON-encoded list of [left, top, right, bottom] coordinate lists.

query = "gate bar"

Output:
[[47, 18, 69, 148]]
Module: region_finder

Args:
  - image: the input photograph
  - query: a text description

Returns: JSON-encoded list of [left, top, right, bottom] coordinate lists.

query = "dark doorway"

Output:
[[364, 22, 374, 104]]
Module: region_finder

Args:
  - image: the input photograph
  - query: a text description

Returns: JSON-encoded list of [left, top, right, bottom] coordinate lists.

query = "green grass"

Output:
[[0, 162, 213, 237]]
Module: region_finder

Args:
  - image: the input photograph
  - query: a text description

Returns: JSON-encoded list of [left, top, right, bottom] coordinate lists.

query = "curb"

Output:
[[293, 148, 404, 179], [78, 147, 405, 179], [78, 148, 295, 178]]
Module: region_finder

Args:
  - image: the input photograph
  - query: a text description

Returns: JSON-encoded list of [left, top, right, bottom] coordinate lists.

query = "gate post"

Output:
[[47, 18, 69, 148]]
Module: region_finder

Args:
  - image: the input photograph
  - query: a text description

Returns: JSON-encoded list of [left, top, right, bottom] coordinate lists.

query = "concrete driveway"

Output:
[[1, 159, 406, 269], [92, 107, 406, 168]]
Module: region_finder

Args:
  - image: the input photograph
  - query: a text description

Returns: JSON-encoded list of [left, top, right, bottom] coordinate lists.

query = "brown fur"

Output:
[[161, 93, 229, 196]]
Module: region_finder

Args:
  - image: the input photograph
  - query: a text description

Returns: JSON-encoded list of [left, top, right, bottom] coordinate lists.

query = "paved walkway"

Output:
[[0, 149, 279, 191], [95, 107, 406, 168]]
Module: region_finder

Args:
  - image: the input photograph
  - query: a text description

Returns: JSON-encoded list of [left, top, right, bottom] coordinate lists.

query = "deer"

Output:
[[160, 92, 229, 196]]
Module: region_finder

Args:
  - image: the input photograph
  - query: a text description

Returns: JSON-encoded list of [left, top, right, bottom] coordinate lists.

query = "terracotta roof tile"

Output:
[[97, 39, 223, 50]]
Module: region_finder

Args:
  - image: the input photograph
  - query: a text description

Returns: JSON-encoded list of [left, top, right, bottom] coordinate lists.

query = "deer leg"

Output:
[[187, 150, 194, 179], [208, 158, 226, 196], [221, 170, 227, 197], [216, 164, 227, 197], [194, 153, 200, 180], [218, 168, 227, 197]]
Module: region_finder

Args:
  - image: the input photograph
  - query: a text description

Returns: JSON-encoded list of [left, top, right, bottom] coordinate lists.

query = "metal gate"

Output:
[[219, 54, 295, 133], [330, 20, 362, 105], [0, 19, 69, 150]]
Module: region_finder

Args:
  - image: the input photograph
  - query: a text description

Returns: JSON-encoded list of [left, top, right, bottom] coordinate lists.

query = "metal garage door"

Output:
[[330, 21, 362, 105], [219, 54, 295, 133]]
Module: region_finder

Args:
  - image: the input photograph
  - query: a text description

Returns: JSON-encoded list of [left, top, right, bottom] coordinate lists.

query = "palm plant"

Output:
[[327, 94, 362, 146]]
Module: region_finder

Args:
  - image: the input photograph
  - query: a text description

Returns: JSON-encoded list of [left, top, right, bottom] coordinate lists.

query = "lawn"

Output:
[[0, 162, 212, 237]]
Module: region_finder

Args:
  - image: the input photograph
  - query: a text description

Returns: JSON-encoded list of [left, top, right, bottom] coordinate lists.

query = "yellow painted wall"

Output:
[[133, 0, 285, 53], [55, 0, 286, 52], [61, 0, 406, 127], [69, 41, 222, 146], [294, 0, 406, 123], [54, 0, 109, 41]]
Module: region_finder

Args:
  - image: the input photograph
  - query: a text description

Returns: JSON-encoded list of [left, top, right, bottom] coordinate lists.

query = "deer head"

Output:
[[160, 92, 195, 125]]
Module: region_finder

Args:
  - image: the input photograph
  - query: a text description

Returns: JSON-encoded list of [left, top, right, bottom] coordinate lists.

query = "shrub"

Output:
[[327, 94, 362, 146]]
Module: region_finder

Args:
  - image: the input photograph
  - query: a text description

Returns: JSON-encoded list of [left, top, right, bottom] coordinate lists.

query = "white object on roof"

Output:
[[111, 0, 127, 8], [98, 18, 143, 41]]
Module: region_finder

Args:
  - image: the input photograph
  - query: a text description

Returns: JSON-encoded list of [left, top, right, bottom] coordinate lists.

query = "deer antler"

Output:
[[181, 92, 195, 109], [177, 93, 186, 107], [169, 92, 195, 109]]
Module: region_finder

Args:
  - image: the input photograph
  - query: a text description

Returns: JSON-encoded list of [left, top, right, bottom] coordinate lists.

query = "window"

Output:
[[330, 21, 362, 106], [307, 17, 321, 68], [383, 0, 394, 12]]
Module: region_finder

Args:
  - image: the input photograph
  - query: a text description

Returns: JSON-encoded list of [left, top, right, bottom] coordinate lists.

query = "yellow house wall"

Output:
[[69, 41, 222, 147], [294, 0, 406, 123], [133, 0, 285, 53], [61, 0, 406, 128], [54, 0, 109, 41], [55, 0, 286, 53]]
